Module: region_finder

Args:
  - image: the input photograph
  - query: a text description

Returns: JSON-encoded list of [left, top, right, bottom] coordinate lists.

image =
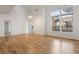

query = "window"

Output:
[[51, 7, 73, 32]]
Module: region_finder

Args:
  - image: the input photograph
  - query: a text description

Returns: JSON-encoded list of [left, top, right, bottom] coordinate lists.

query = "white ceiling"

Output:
[[0, 5, 72, 15], [23, 5, 72, 13], [0, 5, 15, 14]]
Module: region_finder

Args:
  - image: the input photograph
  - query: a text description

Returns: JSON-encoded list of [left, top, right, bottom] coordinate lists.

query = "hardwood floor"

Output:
[[0, 34, 79, 54]]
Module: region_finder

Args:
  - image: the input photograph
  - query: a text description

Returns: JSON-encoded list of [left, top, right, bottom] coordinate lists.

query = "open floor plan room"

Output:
[[0, 5, 79, 54]]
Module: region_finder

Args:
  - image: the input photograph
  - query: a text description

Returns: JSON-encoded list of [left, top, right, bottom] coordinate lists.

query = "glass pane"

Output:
[[51, 9, 61, 31], [61, 7, 73, 32], [51, 9, 60, 16], [61, 7, 73, 15], [52, 17, 60, 31]]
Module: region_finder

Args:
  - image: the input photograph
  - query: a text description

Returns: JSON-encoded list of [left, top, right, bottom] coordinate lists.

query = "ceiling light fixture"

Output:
[[28, 16, 33, 19]]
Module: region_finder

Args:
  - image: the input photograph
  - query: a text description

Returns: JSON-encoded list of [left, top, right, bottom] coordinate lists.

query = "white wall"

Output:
[[0, 14, 5, 36], [45, 6, 79, 40], [33, 8, 45, 35], [0, 6, 29, 37], [8, 6, 29, 35]]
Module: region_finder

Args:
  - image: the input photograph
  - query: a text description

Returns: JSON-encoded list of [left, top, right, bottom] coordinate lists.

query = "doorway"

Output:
[[4, 20, 11, 36], [29, 22, 34, 34]]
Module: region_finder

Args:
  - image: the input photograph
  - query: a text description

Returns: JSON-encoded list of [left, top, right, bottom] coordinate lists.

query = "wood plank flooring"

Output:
[[0, 34, 79, 54]]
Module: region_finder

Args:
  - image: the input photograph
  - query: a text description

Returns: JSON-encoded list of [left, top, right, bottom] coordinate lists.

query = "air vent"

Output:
[[34, 9, 39, 12]]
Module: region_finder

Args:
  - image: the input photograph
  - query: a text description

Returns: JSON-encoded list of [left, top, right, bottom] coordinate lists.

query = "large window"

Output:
[[51, 7, 73, 32]]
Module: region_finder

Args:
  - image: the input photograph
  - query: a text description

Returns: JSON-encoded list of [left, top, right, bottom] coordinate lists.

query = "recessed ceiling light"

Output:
[[28, 16, 33, 19]]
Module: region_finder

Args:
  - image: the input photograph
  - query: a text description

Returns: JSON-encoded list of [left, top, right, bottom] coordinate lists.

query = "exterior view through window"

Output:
[[51, 7, 73, 32]]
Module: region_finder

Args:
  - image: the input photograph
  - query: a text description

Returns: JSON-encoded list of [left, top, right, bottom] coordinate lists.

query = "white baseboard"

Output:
[[47, 35, 79, 41]]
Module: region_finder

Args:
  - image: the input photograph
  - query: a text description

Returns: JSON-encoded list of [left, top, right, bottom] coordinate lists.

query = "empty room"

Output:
[[0, 5, 79, 54]]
